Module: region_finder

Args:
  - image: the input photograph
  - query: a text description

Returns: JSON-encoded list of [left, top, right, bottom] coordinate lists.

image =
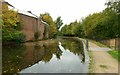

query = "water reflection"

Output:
[[59, 39, 85, 63], [2, 45, 26, 73], [3, 38, 87, 73]]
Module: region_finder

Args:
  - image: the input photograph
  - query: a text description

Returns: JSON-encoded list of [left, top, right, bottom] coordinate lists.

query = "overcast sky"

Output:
[[6, 0, 107, 24]]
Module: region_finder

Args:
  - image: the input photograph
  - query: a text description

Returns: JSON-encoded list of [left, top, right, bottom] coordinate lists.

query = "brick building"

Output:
[[18, 12, 49, 41], [1, 0, 49, 41]]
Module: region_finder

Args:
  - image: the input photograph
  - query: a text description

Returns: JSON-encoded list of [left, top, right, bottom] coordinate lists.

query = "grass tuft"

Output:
[[99, 65, 108, 69]]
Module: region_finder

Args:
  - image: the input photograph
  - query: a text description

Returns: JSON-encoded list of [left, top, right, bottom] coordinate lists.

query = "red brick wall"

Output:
[[39, 21, 45, 40], [19, 13, 48, 41]]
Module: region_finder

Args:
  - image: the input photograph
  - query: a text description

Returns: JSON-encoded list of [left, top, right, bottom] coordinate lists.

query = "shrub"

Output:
[[34, 31, 40, 41], [12, 31, 26, 44], [2, 30, 26, 44]]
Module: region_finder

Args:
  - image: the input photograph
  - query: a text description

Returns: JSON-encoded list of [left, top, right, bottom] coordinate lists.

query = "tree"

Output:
[[82, 8, 118, 39], [55, 16, 63, 30], [40, 13, 57, 38], [61, 21, 84, 37], [2, 3, 25, 44], [2, 4, 20, 31], [106, 0, 120, 14], [106, 0, 120, 37], [60, 0, 119, 39], [54, 16, 63, 36]]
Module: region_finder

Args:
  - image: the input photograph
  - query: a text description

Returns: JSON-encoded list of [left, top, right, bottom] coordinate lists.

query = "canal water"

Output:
[[2, 38, 89, 73]]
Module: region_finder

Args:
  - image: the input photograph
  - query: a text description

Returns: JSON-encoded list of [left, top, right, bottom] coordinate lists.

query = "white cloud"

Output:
[[5, 0, 107, 24]]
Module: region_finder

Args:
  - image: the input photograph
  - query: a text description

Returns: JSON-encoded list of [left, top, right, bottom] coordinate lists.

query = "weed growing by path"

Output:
[[99, 65, 108, 69]]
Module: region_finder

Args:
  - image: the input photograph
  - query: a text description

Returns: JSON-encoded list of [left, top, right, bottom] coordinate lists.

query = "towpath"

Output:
[[88, 41, 119, 73]]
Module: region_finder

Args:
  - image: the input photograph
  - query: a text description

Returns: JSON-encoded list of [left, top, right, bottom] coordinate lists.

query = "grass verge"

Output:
[[88, 51, 94, 73], [108, 50, 120, 62], [89, 40, 107, 47]]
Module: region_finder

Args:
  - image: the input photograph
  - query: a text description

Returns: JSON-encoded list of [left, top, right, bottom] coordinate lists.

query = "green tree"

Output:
[[82, 8, 118, 39], [2, 8, 20, 31], [61, 21, 84, 37], [55, 16, 63, 36], [55, 16, 63, 30], [40, 13, 57, 38], [2, 4, 25, 44], [106, 0, 120, 37], [106, 0, 120, 14]]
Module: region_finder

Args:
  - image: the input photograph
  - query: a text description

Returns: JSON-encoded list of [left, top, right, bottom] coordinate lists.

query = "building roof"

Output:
[[2, 0, 14, 8], [41, 20, 49, 26], [18, 10, 37, 18], [2, 0, 49, 26], [2, 0, 37, 18]]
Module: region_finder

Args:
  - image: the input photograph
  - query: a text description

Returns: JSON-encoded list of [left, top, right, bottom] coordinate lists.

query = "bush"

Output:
[[12, 31, 26, 44], [34, 31, 40, 41], [2, 30, 26, 44]]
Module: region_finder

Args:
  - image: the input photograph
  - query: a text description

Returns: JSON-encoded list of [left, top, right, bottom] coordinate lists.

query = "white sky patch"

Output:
[[5, 0, 107, 24]]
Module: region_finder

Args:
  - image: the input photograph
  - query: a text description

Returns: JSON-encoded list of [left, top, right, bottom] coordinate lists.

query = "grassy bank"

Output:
[[108, 50, 120, 62], [89, 40, 107, 47], [88, 51, 94, 73]]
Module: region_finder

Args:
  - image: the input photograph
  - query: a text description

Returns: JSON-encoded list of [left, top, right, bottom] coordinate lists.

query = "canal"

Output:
[[2, 38, 89, 73]]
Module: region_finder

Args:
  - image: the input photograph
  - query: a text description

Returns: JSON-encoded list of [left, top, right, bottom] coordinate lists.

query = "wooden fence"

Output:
[[99, 38, 120, 50]]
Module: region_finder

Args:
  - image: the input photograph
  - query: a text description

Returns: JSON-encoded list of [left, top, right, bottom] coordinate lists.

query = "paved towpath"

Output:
[[88, 41, 119, 73]]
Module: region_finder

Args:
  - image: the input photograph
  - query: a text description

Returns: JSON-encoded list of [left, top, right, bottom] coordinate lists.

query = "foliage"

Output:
[[2, 3, 25, 44], [105, 0, 120, 38], [61, 21, 84, 37], [106, 0, 120, 14], [2, 30, 26, 44], [61, 0, 119, 40], [54, 16, 63, 36], [82, 9, 118, 39], [40, 13, 57, 38], [55, 16, 63, 30], [2, 3, 20, 31], [34, 31, 40, 41], [108, 50, 120, 62]]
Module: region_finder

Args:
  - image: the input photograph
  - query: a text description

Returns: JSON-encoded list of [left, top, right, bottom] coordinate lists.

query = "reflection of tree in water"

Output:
[[55, 46, 63, 59], [33, 45, 44, 63], [60, 39, 85, 63], [60, 40, 83, 55], [41, 43, 53, 63], [3, 39, 84, 73], [41, 41, 63, 63], [2, 45, 26, 73], [2, 40, 63, 73]]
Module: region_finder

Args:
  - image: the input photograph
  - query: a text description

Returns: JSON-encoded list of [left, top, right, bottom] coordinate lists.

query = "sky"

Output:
[[5, 0, 107, 24]]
